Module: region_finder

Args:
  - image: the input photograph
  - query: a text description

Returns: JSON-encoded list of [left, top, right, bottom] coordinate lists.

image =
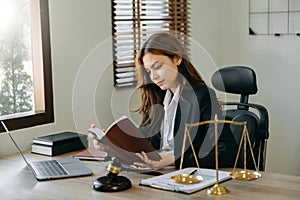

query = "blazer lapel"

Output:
[[174, 87, 192, 137]]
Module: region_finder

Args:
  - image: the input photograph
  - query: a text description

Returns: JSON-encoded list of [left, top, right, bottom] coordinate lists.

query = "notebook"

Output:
[[1, 121, 93, 181]]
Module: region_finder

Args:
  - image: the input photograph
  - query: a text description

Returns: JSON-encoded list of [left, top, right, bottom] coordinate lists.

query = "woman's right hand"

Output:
[[88, 124, 110, 151]]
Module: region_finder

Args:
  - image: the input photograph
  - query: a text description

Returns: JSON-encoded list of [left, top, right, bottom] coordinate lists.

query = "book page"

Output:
[[105, 115, 128, 132], [87, 115, 131, 140], [88, 127, 105, 140]]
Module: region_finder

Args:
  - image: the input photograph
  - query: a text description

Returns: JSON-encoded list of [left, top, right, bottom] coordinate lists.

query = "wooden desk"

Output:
[[0, 151, 299, 200]]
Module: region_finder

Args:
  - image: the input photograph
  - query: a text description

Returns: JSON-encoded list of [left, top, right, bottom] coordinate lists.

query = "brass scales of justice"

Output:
[[171, 114, 261, 195]]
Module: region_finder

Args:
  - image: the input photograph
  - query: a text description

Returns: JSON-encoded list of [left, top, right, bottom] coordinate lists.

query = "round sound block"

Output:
[[92, 176, 132, 192]]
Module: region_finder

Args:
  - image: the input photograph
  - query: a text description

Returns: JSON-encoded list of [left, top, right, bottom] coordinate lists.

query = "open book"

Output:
[[140, 167, 231, 194], [88, 115, 161, 165]]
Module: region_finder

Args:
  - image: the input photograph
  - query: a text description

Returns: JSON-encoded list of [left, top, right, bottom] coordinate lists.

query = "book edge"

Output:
[[105, 115, 128, 133]]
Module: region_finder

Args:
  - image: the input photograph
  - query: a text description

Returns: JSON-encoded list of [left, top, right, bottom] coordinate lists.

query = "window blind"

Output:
[[112, 0, 190, 87]]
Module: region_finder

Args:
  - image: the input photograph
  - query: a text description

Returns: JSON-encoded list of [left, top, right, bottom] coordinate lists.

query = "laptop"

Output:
[[1, 121, 93, 181]]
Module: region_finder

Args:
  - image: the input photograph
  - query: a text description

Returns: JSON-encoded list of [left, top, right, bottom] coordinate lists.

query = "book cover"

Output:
[[140, 167, 232, 194], [32, 131, 87, 146], [73, 148, 109, 161], [88, 115, 161, 165], [31, 138, 88, 156]]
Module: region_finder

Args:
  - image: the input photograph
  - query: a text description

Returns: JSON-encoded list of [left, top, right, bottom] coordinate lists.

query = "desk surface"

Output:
[[1, 151, 299, 200]]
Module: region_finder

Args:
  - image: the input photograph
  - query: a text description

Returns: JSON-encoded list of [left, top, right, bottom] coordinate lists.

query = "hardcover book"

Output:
[[32, 131, 87, 146], [31, 139, 88, 156], [88, 115, 161, 165]]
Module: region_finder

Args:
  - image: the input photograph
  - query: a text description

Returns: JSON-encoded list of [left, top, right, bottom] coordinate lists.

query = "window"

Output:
[[112, 0, 190, 87], [0, 0, 54, 132]]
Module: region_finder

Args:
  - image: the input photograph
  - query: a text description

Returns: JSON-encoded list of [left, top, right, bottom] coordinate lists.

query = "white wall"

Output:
[[219, 0, 300, 176], [1, 0, 299, 176], [191, 0, 300, 175]]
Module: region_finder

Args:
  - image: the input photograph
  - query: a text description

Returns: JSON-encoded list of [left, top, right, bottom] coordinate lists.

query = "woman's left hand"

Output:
[[133, 151, 175, 170]]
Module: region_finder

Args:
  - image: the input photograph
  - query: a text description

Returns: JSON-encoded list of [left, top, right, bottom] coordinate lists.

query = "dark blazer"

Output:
[[139, 84, 238, 169]]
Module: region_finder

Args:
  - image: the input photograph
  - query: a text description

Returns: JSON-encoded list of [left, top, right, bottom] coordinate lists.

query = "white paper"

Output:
[[140, 167, 231, 194]]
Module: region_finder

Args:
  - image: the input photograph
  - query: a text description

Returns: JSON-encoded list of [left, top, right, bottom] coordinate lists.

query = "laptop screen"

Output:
[[1, 121, 31, 166]]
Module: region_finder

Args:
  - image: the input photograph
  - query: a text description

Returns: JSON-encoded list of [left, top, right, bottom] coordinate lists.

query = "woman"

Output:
[[132, 32, 237, 170], [91, 32, 237, 170]]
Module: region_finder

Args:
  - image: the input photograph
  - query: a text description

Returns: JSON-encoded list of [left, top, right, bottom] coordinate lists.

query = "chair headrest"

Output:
[[211, 66, 258, 95]]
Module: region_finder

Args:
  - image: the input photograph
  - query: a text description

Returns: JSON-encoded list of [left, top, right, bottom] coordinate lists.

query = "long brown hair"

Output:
[[135, 32, 206, 127]]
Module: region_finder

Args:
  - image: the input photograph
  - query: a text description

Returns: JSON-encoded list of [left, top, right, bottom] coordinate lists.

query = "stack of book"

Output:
[[31, 131, 88, 156]]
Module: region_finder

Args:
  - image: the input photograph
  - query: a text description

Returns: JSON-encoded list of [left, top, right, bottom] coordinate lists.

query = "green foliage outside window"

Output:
[[0, 0, 33, 116]]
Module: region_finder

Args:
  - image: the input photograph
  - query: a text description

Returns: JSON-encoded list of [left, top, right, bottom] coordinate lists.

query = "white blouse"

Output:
[[160, 85, 181, 154]]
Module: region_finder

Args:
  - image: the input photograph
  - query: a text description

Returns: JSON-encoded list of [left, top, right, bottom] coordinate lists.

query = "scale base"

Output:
[[231, 170, 261, 181], [207, 184, 229, 195]]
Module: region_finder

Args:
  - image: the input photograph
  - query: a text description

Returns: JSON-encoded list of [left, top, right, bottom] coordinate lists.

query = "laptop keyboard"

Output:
[[34, 160, 68, 177]]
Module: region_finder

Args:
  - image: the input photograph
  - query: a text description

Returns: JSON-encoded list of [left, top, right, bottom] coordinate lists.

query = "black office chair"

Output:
[[211, 66, 269, 171]]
